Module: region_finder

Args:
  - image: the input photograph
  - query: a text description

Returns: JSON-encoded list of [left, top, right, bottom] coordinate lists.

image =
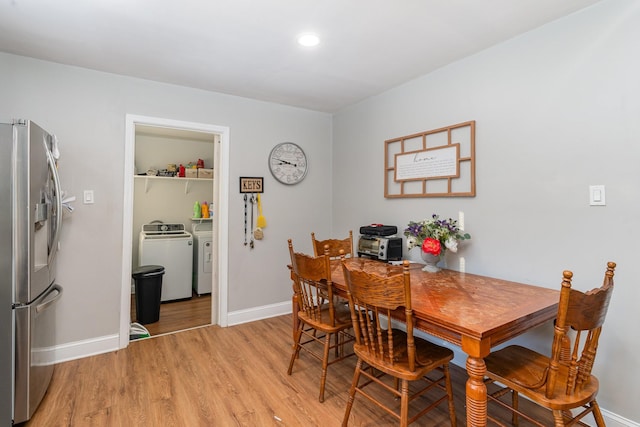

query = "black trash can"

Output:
[[132, 265, 165, 325]]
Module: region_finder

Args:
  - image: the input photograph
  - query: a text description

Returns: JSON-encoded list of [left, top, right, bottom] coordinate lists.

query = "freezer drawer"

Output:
[[14, 283, 63, 424]]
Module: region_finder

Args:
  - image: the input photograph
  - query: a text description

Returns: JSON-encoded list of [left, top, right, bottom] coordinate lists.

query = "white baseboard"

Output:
[[600, 409, 640, 427], [44, 301, 293, 364], [226, 300, 292, 326], [50, 333, 120, 364]]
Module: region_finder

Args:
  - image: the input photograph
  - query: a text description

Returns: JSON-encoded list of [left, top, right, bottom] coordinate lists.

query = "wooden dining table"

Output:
[[289, 258, 560, 427]]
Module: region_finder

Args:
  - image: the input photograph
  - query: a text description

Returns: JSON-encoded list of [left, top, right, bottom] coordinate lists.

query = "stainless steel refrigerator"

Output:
[[1, 119, 64, 425]]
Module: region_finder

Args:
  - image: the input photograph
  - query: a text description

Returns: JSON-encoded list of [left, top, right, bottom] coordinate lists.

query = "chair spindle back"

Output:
[[311, 231, 354, 258], [341, 259, 418, 371], [546, 261, 616, 399], [288, 240, 338, 326]]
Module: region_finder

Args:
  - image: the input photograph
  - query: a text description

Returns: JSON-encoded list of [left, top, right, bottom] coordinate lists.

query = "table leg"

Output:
[[461, 335, 491, 427], [465, 355, 488, 427]]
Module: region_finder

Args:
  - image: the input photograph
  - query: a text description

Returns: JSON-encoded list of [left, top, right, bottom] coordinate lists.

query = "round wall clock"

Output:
[[268, 142, 308, 185]]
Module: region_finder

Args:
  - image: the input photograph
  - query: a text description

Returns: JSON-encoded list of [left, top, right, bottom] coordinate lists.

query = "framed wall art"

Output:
[[384, 121, 475, 198]]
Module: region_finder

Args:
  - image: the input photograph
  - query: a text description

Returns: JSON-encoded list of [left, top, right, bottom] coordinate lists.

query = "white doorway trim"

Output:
[[120, 114, 230, 349]]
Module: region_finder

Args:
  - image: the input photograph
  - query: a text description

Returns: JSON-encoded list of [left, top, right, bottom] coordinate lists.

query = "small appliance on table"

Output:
[[357, 224, 403, 261], [139, 223, 193, 302]]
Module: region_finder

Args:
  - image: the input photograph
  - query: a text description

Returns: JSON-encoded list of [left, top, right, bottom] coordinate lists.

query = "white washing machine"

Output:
[[139, 223, 193, 302], [192, 222, 213, 295]]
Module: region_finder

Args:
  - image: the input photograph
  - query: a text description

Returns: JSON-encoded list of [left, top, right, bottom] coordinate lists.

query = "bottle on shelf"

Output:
[[193, 201, 201, 218]]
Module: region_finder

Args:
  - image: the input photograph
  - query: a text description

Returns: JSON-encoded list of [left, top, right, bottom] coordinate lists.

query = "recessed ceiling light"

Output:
[[297, 33, 320, 47]]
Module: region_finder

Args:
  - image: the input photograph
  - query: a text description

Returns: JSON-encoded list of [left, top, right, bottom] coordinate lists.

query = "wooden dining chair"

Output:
[[484, 261, 616, 427], [287, 239, 355, 402], [340, 258, 456, 427], [311, 230, 354, 258]]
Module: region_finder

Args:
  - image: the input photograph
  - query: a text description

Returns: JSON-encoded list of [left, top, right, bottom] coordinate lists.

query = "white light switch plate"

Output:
[[589, 185, 605, 206], [83, 190, 95, 204]]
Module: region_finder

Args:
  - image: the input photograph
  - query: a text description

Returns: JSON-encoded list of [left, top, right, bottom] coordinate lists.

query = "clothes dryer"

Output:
[[192, 222, 213, 295]]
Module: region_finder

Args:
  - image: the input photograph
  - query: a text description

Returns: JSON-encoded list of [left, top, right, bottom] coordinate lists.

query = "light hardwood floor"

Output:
[[130, 292, 211, 337], [25, 315, 555, 426]]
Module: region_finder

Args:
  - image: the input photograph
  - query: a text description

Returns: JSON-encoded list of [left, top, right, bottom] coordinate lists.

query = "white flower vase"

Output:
[[420, 251, 443, 273], [407, 246, 424, 263]]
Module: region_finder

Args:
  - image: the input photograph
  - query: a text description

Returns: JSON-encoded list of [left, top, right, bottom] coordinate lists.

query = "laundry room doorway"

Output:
[[120, 115, 229, 348]]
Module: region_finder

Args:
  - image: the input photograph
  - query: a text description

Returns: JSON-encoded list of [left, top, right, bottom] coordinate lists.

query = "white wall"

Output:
[[332, 0, 639, 423], [0, 52, 333, 349]]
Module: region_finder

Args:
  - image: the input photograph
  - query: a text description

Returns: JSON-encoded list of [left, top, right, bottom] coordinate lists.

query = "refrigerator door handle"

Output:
[[35, 284, 63, 314], [45, 140, 63, 266]]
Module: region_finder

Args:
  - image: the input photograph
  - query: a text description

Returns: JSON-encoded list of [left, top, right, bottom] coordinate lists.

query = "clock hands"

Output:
[[275, 158, 298, 167]]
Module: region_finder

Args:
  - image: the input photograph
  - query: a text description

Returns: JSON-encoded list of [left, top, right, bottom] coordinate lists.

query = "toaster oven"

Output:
[[357, 236, 403, 261]]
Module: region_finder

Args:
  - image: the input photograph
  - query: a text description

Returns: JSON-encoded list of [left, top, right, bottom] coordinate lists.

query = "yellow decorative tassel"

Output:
[[256, 194, 267, 228]]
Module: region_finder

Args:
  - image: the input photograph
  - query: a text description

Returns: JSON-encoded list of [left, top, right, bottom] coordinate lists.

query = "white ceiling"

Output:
[[0, 0, 602, 113]]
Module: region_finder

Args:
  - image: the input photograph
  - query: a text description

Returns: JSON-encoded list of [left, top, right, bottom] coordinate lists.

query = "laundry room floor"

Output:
[[130, 291, 211, 337]]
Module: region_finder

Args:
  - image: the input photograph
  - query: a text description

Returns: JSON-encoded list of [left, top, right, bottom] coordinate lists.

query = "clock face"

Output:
[[268, 142, 308, 185]]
